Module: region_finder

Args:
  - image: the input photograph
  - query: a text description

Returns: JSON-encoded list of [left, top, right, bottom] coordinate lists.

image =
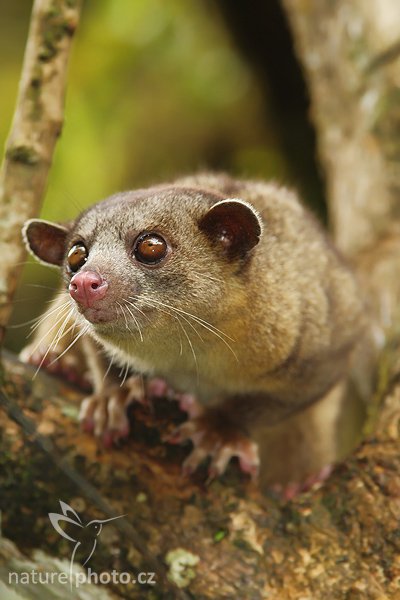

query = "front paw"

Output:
[[165, 411, 260, 481], [79, 376, 145, 447]]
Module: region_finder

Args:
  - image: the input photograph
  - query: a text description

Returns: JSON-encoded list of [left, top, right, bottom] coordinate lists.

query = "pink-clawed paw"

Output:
[[165, 413, 260, 481], [271, 464, 333, 501], [146, 377, 173, 399], [146, 379, 202, 418], [175, 393, 203, 419], [79, 375, 145, 447]]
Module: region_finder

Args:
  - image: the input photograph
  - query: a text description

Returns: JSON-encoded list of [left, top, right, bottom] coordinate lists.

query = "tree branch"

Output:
[[0, 0, 82, 345]]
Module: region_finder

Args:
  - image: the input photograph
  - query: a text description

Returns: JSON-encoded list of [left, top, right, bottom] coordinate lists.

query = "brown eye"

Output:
[[67, 243, 88, 272], [133, 233, 168, 265]]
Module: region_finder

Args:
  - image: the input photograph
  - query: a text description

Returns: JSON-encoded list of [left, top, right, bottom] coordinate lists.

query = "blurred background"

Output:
[[2, 0, 325, 351]]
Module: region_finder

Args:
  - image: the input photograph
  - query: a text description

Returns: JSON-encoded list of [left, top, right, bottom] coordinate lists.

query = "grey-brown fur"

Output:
[[22, 174, 378, 492]]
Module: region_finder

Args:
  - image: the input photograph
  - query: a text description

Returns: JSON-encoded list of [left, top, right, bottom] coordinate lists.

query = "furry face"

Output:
[[23, 185, 262, 368]]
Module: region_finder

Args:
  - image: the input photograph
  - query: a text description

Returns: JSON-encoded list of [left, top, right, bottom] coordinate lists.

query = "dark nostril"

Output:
[[69, 271, 108, 308]]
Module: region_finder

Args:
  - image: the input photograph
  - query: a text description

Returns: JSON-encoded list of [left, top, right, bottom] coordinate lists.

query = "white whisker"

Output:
[[123, 302, 144, 342], [125, 299, 150, 322], [104, 353, 115, 381], [48, 323, 90, 366], [28, 304, 72, 355], [29, 298, 70, 336], [140, 297, 199, 377], [175, 315, 199, 381], [135, 295, 238, 363], [8, 315, 49, 329], [121, 362, 130, 387], [117, 302, 130, 330], [32, 308, 75, 377], [142, 297, 203, 345], [133, 296, 234, 341]]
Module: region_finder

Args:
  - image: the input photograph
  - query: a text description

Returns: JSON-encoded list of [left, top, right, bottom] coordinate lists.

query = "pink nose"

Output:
[[69, 271, 108, 308]]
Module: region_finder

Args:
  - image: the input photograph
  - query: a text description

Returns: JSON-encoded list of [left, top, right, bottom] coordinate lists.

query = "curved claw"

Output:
[[182, 447, 208, 476], [79, 376, 147, 448], [166, 416, 260, 481]]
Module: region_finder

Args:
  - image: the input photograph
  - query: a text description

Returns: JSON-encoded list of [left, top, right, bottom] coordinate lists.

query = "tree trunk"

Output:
[[281, 0, 400, 257]]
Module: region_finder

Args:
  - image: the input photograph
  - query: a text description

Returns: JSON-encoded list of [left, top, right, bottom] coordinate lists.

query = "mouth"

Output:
[[78, 304, 156, 332], [79, 306, 118, 324]]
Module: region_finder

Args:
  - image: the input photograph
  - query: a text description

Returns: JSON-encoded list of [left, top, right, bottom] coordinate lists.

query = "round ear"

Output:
[[22, 219, 69, 267], [198, 198, 263, 259]]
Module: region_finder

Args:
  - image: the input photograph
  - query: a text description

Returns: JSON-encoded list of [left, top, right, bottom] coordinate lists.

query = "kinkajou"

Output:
[[22, 174, 378, 497]]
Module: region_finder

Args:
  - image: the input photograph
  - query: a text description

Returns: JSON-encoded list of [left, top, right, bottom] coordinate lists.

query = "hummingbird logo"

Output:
[[48, 500, 125, 588]]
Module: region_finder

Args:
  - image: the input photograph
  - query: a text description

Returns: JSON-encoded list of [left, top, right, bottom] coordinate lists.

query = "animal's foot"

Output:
[[79, 375, 145, 446], [174, 393, 203, 418], [20, 343, 91, 391], [146, 379, 202, 418], [270, 464, 333, 501], [165, 410, 260, 481], [146, 377, 174, 399]]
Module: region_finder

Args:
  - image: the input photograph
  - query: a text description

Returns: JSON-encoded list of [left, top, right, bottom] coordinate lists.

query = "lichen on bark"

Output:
[[0, 0, 82, 345]]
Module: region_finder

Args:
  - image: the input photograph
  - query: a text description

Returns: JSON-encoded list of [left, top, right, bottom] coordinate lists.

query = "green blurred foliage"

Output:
[[2, 0, 289, 350], [44, 0, 289, 220]]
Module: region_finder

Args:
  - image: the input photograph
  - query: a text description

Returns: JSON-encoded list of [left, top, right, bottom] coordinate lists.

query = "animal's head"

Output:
[[23, 185, 262, 351]]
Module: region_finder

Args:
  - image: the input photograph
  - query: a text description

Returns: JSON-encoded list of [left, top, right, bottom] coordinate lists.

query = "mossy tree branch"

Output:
[[0, 0, 82, 345]]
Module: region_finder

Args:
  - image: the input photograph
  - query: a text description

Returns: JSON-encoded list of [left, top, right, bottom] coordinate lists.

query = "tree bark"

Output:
[[1, 352, 400, 599], [281, 0, 400, 258], [0, 0, 82, 345]]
